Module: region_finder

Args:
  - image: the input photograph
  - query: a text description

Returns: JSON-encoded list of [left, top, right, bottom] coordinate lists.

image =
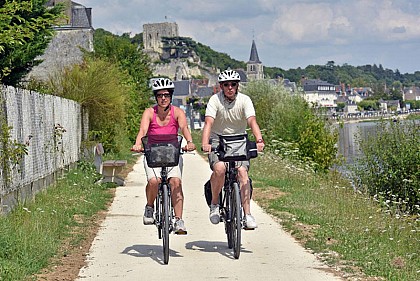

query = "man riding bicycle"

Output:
[[132, 77, 195, 234], [201, 69, 265, 229]]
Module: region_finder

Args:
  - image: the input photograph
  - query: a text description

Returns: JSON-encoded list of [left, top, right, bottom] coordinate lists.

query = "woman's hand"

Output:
[[131, 144, 143, 153], [183, 142, 196, 152]]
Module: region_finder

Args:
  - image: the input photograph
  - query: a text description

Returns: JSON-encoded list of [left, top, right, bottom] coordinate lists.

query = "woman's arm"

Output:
[[132, 108, 152, 151], [175, 107, 196, 151]]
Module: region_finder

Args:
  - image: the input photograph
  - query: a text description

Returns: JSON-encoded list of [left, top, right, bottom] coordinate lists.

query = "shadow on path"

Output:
[[185, 240, 253, 259], [122, 244, 183, 265]]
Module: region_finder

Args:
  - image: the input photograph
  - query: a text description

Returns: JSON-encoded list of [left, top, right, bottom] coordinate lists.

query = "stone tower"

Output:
[[143, 22, 179, 56], [246, 40, 264, 80]]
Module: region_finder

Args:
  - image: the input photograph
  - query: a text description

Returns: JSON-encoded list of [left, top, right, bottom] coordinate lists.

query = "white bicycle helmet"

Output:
[[218, 70, 241, 82], [152, 78, 175, 93]]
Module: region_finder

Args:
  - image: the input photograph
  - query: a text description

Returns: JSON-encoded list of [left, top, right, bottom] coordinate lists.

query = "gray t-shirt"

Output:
[[205, 91, 256, 139]]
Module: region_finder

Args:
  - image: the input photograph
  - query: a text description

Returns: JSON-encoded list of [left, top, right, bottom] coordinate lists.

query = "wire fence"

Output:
[[1, 85, 84, 211]]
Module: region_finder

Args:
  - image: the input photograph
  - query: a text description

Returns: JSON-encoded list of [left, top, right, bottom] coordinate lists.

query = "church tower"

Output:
[[246, 40, 264, 80]]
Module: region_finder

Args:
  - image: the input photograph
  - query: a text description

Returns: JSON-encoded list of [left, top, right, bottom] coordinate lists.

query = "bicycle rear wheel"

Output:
[[231, 182, 242, 259], [161, 183, 170, 264]]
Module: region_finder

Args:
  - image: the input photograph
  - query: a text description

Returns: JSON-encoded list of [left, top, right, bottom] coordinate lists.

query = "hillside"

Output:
[[122, 30, 420, 93]]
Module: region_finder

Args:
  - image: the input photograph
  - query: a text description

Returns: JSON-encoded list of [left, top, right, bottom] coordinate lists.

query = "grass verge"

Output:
[[0, 163, 115, 281], [250, 153, 419, 281], [191, 130, 419, 280]]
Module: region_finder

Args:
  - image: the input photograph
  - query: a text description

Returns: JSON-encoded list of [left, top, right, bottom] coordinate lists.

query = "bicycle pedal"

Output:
[[243, 227, 256, 231]]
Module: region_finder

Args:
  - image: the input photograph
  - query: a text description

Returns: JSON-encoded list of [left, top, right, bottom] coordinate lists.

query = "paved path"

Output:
[[77, 153, 341, 281]]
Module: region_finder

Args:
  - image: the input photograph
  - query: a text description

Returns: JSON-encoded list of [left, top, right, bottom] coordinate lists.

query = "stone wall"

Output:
[[27, 28, 93, 82], [27, 1, 93, 82], [152, 59, 202, 81]]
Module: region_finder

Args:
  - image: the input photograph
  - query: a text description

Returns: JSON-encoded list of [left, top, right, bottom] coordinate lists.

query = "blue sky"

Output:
[[77, 0, 420, 74]]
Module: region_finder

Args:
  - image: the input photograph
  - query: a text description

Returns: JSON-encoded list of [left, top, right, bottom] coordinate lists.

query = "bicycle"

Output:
[[205, 133, 257, 259], [140, 134, 184, 265]]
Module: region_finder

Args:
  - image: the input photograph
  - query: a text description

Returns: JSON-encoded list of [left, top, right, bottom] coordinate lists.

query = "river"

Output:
[[337, 119, 419, 164]]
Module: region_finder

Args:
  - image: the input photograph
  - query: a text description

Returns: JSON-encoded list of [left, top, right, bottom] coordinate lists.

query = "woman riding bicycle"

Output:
[[201, 69, 265, 229], [132, 77, 195, 234]]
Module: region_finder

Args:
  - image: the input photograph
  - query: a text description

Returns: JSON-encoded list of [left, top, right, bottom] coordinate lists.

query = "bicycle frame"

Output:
[[141, 134, 183, 265], [218, 159, 242, 259], [219, 161, 240, 222], [154, 165, 174, 265], [212, 133, 257, 259], [155, 167, 174, 237]]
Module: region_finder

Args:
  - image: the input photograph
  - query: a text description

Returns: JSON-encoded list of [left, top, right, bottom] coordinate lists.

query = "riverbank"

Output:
[[249, 152, 419, 281], [332, 112, 415, 124]]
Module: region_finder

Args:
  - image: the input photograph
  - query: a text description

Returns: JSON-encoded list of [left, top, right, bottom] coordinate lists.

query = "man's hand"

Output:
[[201, 144, 212, 153], [256, 142, 265, 152]]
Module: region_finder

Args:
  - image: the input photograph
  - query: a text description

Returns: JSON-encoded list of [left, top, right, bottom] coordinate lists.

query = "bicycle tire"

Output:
[[231, 182, 242, 259], [225, 188, 233, 249], [162, 183, 170, 264], [156, 192, 162, 240]]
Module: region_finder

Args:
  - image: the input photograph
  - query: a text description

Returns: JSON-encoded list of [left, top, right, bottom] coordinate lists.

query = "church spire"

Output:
[[248, 40, 261, 63], [246, 39, 264, 81]]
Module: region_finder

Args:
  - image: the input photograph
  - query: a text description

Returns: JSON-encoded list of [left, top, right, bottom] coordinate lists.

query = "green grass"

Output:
[[249, 153, 419, 280], [192, 130, 418, 280], [0, 162, 115, 281], [2, 130, 417, 280], [406, 113, 420, 120]]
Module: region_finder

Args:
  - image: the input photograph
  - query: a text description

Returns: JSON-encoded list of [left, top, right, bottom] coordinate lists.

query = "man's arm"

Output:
[[247, 116, 265, 152]]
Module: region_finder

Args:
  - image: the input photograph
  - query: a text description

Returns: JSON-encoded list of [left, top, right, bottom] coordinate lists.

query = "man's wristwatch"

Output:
[[187, 140, 193, 143], [257, 139, 264, 144]]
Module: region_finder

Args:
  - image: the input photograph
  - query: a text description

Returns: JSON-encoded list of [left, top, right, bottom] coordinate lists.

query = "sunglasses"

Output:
[[223, 82, 238, 87], [156, 93, 172, 98]]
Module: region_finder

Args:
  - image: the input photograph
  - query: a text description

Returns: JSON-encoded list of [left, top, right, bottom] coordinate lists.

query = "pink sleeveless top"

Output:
[[147, 105, 179, 135]]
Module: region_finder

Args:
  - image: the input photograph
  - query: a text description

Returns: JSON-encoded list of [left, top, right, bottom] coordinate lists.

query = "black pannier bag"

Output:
[[141, 134, 182, 168], [217, 134, 258, 162], [204, 178, 253, 206]]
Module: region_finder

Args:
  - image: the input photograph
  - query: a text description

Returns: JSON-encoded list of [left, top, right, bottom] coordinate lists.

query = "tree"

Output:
[[87, 28, 153, 142], [0, 0, 63, 86], [357, 100, 379, 111]]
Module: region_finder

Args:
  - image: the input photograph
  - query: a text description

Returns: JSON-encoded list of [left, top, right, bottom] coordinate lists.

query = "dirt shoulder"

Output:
[[35, 164, 134, 281]]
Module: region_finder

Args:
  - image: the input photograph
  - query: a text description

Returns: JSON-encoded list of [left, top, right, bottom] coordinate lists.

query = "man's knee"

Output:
[[212, 162, 225, 176]]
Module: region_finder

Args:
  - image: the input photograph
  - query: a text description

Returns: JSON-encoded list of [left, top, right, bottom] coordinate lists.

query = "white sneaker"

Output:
[[174, 218, 187, 235], [244, 214, 257, 229], [209, 204, 220, 224], [143, 205, 155, 225]]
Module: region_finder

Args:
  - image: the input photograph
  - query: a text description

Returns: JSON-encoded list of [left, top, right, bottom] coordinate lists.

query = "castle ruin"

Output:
[[143, 22, 179, 60]]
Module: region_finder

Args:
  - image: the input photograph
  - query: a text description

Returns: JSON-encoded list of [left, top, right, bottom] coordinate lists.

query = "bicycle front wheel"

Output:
[[161, 183, 170, 264], [231, 182, 242, 259]]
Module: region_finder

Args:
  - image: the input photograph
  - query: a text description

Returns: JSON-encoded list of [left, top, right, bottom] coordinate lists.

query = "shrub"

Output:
[[349, 120, 420, 215], [47, 57, 132, 153], [243, 80, 338, 171]]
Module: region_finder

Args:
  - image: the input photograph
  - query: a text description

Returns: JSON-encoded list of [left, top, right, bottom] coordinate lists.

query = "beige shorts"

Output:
[[144, 155, 183, 181]]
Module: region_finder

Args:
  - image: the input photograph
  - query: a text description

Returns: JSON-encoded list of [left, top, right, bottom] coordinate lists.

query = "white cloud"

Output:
[[77, 0, 420, 73]]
